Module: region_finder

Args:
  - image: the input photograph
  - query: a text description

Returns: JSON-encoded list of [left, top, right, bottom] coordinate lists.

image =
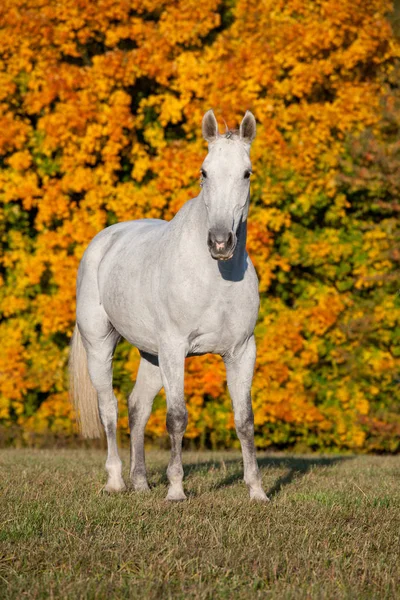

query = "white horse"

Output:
[[69, 109, 268, 501]]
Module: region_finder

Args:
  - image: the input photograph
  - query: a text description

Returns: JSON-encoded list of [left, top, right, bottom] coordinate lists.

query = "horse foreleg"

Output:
[[128, 353, 162, 491], [159, 343, 188, 501], [224, 336, 269, 502]]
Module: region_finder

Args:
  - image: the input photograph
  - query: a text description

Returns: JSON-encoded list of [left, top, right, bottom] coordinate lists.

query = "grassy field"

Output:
[[0, 449, 399, 599]]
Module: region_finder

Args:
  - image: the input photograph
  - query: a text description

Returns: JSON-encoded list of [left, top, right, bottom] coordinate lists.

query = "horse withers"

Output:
[[69, 109, 268, 502]]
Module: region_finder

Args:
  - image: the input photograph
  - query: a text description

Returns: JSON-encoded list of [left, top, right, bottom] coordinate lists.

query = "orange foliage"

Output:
[[0, 0, 399, 451]]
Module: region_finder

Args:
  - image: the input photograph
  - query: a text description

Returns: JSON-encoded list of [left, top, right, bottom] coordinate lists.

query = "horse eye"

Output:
[[244, 170, 252, 179], [201, 169, 207, 178]]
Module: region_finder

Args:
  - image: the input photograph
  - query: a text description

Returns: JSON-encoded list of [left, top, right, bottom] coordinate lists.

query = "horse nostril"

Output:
[[208, 229, 234, 256]]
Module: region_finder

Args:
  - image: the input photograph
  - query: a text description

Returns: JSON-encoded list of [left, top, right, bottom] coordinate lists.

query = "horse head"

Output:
[[201, 109, 256, 261]]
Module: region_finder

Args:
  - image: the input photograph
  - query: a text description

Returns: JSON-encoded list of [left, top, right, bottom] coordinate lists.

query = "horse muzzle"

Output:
[[207, 228, 236, 261]]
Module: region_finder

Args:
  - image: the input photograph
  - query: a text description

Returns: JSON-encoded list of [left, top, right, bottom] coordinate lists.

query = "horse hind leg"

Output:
[[128, 352, 163, 491], [80, 320, 126, 493]]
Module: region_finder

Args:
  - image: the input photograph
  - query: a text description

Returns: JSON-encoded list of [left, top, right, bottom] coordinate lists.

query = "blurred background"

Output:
[[0, 0, 399, 452]]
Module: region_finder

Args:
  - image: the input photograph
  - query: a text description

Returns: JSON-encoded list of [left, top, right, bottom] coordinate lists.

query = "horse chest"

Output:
[[183, 289, 258, 355]]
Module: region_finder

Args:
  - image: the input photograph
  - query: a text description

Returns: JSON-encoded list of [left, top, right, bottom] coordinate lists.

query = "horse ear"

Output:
[[202, 109, 219, 143], [240, 111, 256, 144]]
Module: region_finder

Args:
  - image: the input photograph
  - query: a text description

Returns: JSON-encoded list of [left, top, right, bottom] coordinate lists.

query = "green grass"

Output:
[[1, 450, 399, 599]]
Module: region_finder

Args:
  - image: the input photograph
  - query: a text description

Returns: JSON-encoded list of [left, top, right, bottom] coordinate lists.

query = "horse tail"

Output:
[[69, 324, 103, 438]]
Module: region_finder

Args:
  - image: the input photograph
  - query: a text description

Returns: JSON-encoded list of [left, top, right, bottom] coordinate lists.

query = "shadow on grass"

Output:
[[260, 456, 352, 499], [172, 455, 354, 499]]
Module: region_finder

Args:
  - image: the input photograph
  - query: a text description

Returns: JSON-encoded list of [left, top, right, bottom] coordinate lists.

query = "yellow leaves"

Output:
[[0, 0, 397, 451], [306, 293, 345, 336], [336, 386, 350, 406], [0, 296, 28, 317], [131, 144, 152, 182], [158, 0, 221, 47], [144, 124, 167, 151], [355, 397, 369, 416], [2, 171, 41, 210], [138, 94, 187, 130], [106, 182, 149, 221], [299, 339, 319, 366], [147, 406, 167, 438], [158, 95, 185, 127], [105, 25, 133, 48], [0, 322, 28, 403], [186, 395, 204, 439], [307, 239, 335, 261], [367, 352, 396, 375], [0, 71, 16, 101], [374, 297, 399, 328], [26, 340, 67, 394], [124, 346, 141, 381], [7, 151, 32, 171], [185, 355, 226, 399], [336, 383, 370, 420], [351, 429, 366, 448], [0, 111, 30, 154], [262, 207, 292, 232], [22, 392, 76, 436], [62, 168, 95, 195], [36, 295, 75, 336]]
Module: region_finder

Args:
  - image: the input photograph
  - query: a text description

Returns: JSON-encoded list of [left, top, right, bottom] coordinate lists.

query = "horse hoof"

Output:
[[104, 480, 126, 493], [166, 488, 187, 501], [133, 482, 150, 492], [250, 489, 270, 502]]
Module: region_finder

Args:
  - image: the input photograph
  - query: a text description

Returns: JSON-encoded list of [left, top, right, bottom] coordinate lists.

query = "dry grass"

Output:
[[1, 449, 399, 599]]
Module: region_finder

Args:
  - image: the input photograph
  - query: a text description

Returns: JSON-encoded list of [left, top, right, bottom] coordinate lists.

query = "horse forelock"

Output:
[[223, 129, 240, 140]]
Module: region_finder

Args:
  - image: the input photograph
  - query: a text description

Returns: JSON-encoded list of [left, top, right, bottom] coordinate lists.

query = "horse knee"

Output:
[[235, 413, 254, 438], [166, 407, 188, 435]]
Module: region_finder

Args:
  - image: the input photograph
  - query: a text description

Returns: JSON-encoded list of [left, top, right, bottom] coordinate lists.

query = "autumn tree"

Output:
[[0, 0, 398, 450]]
